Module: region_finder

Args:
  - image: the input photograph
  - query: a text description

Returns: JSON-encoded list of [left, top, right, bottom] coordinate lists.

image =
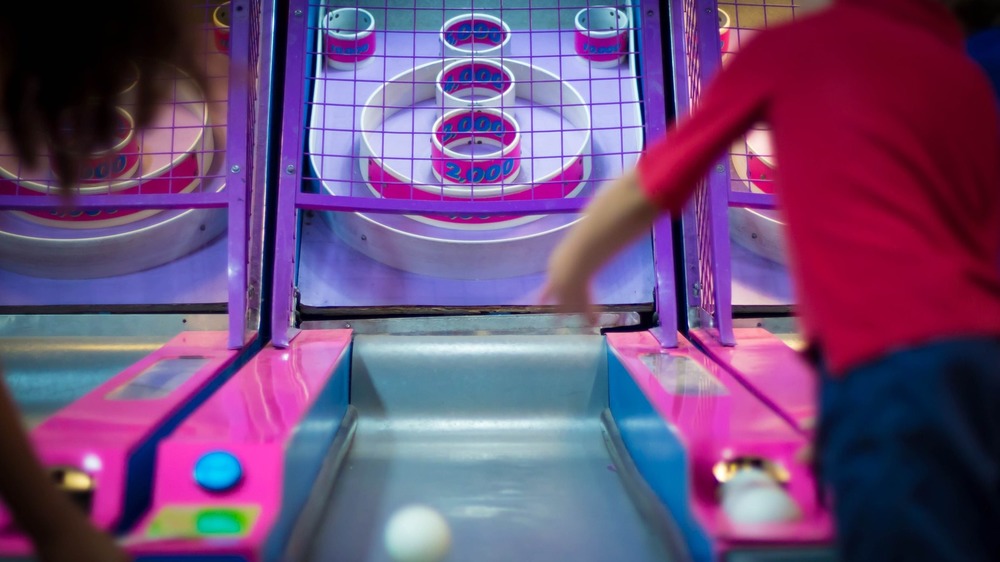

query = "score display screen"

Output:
[[639, 353, 729, 396], [106, 356, 210, 400]]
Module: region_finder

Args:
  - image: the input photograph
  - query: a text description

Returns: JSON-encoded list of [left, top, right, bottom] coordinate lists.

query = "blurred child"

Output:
[[545, 0, 1000, 559], [0, 2, 206, 560]]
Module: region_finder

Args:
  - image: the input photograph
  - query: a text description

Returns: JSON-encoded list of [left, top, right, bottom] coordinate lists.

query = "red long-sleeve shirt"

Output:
[[639, 0, 1000, 374]]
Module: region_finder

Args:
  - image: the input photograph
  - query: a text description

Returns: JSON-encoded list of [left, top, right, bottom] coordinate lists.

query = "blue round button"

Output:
[[193, 451, 243, 493]]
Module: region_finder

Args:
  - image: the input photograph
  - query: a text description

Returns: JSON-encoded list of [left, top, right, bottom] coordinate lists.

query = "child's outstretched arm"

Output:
[[0, 372, 128, 561], [542, 169, 659, 319], [543, 26, 777, 316]]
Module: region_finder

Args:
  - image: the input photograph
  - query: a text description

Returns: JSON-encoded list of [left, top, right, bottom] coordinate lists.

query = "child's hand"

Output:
[[35, 516, 129, 562], [541, 245, 597, 324], [540, 170, 659, 323]]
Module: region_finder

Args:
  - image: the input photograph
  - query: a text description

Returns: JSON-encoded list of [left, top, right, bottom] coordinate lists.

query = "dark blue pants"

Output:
[[817, 337, 1000, 562]]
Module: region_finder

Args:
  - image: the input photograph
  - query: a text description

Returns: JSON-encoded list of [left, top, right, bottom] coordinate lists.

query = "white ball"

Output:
[[721, 470, 802, 525], [384, 504, 452, 562]]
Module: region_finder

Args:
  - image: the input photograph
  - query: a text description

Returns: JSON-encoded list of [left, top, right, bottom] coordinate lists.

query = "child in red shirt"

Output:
[[546, 0, 1000, 559]]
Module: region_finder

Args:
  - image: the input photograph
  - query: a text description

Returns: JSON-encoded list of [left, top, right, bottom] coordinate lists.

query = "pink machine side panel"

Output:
[[129, 329, 353, 559], [0, 331, 239, 555], [606, 331, 832, 551], [691, 328, 816, 433]]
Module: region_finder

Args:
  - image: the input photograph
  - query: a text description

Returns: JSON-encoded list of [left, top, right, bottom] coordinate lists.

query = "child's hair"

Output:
[[0, 1, 204, 190]]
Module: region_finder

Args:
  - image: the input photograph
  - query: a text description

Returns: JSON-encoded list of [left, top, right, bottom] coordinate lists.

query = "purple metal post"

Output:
[[671, 0, 702, 319], [640, 0, 678, 348], [0, 193, 228, 210], [223, 0, 270, 348], [673, 0, 735, 345], [697, 0, 736, 346], [244, 0, 275, 346], [225, 0, 251, 348], [729, 191, 777, 209], [271, 0, 311, 347]]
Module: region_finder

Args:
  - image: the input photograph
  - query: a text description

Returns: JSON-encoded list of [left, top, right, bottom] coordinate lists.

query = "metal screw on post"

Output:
[[286, 165, 296, 174], [294, 9, 302, 16], [231, 165, 241, 173], [715, 164, 725, 173]]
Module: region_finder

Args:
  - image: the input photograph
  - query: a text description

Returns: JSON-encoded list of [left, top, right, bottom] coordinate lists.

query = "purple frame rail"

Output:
[[670, 0, 736, 345], [673, 0, 786, 346], [673, 0, 733, 346], [0, 1, 271, 349], [228, 0, 274, 347], [272, 0, 675, 346]]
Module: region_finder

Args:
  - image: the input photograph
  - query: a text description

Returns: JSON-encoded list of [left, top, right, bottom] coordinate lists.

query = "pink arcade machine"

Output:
[[3, 0, 835, 560], [121, 2, 832, 562]]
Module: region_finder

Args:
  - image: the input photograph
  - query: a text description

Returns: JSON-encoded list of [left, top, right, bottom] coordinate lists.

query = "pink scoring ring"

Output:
[[439, 14, 512, 58], [574, 6, 630, 67], [435, 59, 516, 111], [0, 74, 212, 228], [718, 7, 732, 55], [430, 108, 521, 186], [81, 107, 141, 183], [358, 59, 592, 229], [323, 8, 376, 70]]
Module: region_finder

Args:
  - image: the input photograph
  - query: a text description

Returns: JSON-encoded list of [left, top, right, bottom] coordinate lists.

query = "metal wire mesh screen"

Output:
[[302, 1, 644, 212], [273, 0, 666, 338], [230, 0, 267, 343], [675, 0, 801, 343], [676, 0, 731, 340], [0, 1, 265, 345], [0, 5, 232, 204], [721, 0, 797, 271], [720, 0, 798, 198], [243, 0, 265, 197]]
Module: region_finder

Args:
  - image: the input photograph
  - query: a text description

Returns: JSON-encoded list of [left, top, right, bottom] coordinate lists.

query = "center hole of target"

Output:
[[578, 7, 628, 33], [326, 8, 374, 36], [449, 142, 495, 156]]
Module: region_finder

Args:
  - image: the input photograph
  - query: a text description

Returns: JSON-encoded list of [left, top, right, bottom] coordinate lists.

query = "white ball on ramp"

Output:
[[384, 504, 452, 562], [721, 468, 802, 525]]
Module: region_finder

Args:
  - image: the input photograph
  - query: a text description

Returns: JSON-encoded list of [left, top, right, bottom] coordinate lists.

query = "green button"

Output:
[[146, 505, 260, 539], [195, 508, 249, 536]]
